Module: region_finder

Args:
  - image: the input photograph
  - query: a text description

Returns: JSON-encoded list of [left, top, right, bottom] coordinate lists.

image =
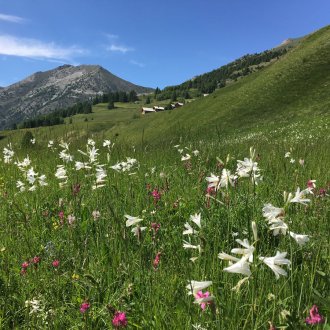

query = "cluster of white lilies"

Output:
[[2, 143, 48, 192], [2, 138, 138, 192], [186, 147, 314, 310]]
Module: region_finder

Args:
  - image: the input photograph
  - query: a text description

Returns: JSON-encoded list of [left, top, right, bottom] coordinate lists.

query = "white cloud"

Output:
[[0, 13, 25, 23], [106, 44, 134, 54], [0, 34, 87, 60], [130, 60, 145, 68]]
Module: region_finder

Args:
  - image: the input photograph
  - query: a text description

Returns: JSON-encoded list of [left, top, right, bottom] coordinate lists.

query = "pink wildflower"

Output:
[[194, 290, 211, 311], [32, 256, 41, 268], [80, 301, 90, 313], [20, 261, 29, 275], [153, 252, 161, 270], [58, 211, 64, 219], [206, 186, 216, 195], [52, 259, 60, 268], [151, 189, 161, 202], [21, 261, 29, 269], [307, 180, 316, 190], [112, 311, 127, 328], [318, 188, 327, 197], [20, 269, 27, 275], [306, 305, 324, 325]]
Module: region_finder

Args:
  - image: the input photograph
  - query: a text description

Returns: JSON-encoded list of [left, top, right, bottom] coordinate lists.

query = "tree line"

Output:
[[92, 90, 138, 109], [17, 101, 92, 129], [155, 48, 288, 99]]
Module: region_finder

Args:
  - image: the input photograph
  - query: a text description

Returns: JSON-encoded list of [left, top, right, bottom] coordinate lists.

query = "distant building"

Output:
[[141, 107, 156, 114], [153, 106, 165, 111], [171, 102, 184, 109]]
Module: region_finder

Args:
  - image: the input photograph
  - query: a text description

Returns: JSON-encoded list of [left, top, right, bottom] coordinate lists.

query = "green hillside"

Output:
[[110, 25, 330, 145]]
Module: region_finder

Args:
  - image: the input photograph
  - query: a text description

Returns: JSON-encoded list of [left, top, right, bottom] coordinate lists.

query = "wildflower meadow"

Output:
[[0, 131, 329, 329]]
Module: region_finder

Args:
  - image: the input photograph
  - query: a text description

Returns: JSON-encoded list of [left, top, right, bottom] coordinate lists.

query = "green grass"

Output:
[[0, 25, 329, 329], [0, 136, 329, 329]]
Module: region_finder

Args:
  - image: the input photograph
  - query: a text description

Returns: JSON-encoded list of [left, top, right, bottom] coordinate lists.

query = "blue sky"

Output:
[[0, 0, 329, 89]]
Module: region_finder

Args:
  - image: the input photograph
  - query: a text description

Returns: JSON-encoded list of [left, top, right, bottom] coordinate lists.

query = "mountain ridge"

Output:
[[0, 64, 153, 129]]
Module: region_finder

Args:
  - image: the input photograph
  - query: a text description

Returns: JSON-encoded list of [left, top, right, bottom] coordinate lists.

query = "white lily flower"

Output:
[[75, 161, 91, 171], [259, 251, 291, 279], [16, 156, 31, 169], [218, 252, 240, 262], [59, 150, 73, 163], [88, 146, 99, 163], [87, 138, 95, 146], [3, 144, 14, 163], [55, 165, 67, 180], [181, 154, 191, 161], [95, 166, 107, 183], [26, 168, 38, 185], [125, 215, 143, 227], [183, 240, 202, 253], [236, 158, 256, 177], [126, 157, 137, 165], [131, 226, 147, 236], [103, 139, 111, 147], [190, 213, 201, 228], [192, 150, 199, 156], [219, 168, 236, 189], [16, 180, 25, 192], [284, 152, 291, 158], [262, 203, 285, 220], [223, 256, 252, 276], [59, 142, 69, 150], [38, 175, 48, 186], [206, 173, 220, 190], [186, 280, 212, 295], [28, 185, 36, 191], [289, 231, 309, 246], [183, 222, 198, 236], [110, 163, 122, 171], [289, 187, 311, 205], [268, 218, 288, 236], [231, 239, 255, 262]]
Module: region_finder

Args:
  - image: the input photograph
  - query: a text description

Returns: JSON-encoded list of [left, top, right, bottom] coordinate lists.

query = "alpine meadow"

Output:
[[0, 17, 329, 330]]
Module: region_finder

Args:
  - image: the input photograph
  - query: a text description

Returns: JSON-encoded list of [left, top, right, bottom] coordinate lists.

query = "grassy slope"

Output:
[[107, 25, 330, 145]]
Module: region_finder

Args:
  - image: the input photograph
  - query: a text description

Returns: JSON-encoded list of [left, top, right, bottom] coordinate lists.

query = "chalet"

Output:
[[153, 106, 165, 111], [141, 107, 156, 115], [171, 102, 184, 109]]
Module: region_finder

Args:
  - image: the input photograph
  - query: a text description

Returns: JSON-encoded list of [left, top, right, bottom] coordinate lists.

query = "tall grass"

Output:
[[0, 129, 329, 329]]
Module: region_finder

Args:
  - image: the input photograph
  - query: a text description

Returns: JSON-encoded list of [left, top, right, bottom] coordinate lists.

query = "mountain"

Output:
[[0, 64, 153, 129]]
